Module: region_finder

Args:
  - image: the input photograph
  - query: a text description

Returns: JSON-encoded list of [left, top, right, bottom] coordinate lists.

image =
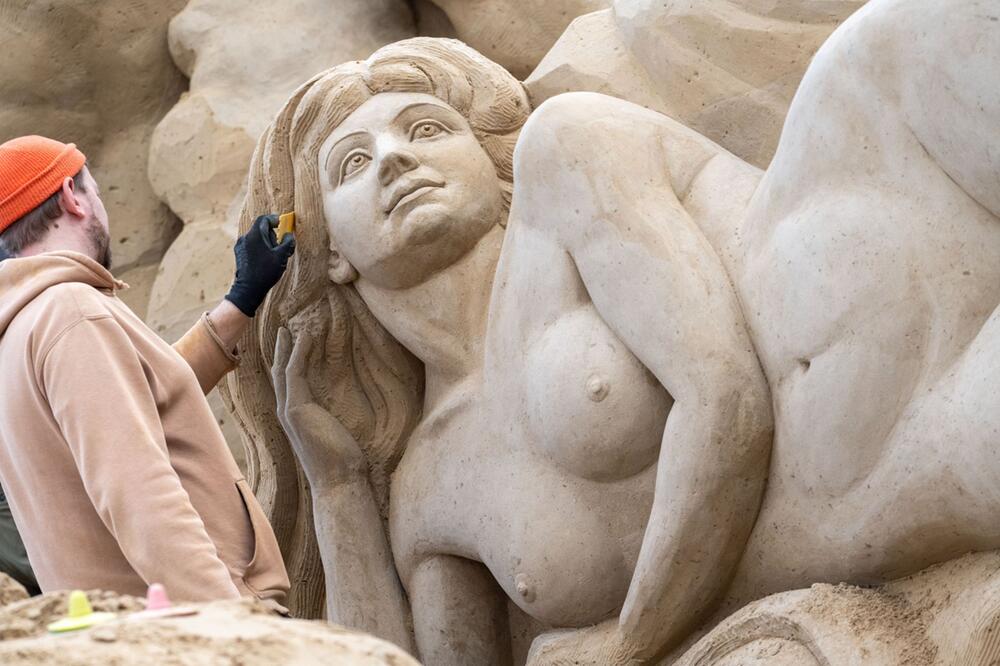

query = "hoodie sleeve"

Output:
[[40, 314, 241, 602], [171, 314, 239, 395]]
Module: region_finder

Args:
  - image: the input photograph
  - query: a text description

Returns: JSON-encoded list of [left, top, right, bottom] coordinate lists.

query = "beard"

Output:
[[86, 218, 112, 270]]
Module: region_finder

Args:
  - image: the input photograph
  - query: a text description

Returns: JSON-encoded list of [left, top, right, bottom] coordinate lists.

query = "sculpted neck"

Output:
[[354, 224, 503, 404]]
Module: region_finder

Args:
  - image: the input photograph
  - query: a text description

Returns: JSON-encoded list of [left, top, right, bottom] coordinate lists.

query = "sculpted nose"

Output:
[[378, 148, 419, 186]]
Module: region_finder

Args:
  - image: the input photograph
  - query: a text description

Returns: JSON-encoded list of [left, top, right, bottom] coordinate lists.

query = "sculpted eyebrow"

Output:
[[392, 102, 457, 125], [325, 130, 369, 171]]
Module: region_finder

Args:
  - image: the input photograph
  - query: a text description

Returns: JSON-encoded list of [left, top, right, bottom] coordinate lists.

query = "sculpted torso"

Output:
[[391, 230, 668, 627], [726, 0, 1000, 604], [494, 0, 1000, 622], [392, 1, 1000, 654]]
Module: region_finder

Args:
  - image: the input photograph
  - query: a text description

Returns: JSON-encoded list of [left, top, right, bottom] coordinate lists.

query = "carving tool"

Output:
[[276, 212, 296, 243]]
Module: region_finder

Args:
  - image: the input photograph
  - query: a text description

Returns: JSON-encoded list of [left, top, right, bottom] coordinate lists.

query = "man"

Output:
[[0, 135, 292, 604]]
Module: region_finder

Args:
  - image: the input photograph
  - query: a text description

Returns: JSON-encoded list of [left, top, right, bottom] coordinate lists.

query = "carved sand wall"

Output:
[[7, 2, 996, 664], [428, 0, 610, 77], [0, 0, 188, 314], [526, 0, 867, 167]]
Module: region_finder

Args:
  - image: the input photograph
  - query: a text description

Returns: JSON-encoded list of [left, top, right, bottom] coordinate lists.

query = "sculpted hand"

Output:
[[272, 325, 367, 489], [527, 619, 643, 666], [225, 214, 296, 316]]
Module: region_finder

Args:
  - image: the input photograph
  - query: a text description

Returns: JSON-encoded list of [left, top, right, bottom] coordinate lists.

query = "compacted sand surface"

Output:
[[0, 576, 419, 665]]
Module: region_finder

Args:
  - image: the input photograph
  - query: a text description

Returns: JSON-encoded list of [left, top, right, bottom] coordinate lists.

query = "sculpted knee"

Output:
[[513, 92, 674, 231], [810, 0, 1000, 216], [515, 92, 651, 181], [516, 93, 605, 180]]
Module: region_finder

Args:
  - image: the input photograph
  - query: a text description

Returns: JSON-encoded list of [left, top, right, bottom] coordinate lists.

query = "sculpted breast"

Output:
[[523, 307, 672, 481]]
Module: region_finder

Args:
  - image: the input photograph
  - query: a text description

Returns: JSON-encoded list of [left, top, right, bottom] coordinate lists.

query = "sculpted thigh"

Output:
[[410, 555, 513, 666]]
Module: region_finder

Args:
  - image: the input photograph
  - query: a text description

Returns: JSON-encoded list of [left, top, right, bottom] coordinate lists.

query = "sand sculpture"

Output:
[[226, 0, 1000, 661], [142, 1, 868, 471], [142, 1, 604, 465], [144, 0, 604, 348]]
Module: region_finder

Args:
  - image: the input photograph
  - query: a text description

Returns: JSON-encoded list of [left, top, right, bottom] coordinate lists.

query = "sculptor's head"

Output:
[[319, 92, 504, 289]]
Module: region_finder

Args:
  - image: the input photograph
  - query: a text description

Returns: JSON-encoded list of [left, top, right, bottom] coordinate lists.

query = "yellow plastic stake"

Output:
[[47, 590, 116, 633], [276, 212, 296, 243]]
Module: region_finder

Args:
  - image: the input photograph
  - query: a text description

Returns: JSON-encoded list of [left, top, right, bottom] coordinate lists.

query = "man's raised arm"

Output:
[[172, 214, 295, 393]]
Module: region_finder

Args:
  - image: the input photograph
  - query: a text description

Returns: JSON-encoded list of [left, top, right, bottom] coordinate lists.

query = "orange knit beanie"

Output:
[[0, 136, 87, 235]]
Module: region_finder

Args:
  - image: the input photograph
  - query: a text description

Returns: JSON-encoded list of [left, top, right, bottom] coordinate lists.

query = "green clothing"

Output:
[[0, 485, 38, 595]]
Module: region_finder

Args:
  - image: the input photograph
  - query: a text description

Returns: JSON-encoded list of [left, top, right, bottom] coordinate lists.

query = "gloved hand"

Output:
[[225, 214, 296, 317]]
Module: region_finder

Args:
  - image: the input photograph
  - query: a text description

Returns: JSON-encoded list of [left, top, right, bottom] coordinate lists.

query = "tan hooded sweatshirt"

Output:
[[0, 251, 288, 604]]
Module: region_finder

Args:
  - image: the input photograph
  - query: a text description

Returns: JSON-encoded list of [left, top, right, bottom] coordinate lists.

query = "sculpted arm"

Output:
[[517, 94, 772, 662], [272, 327, 413, 652]]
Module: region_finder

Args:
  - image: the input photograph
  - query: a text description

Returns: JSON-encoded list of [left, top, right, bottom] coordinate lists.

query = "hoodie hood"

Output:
[[0, 251, 126, 338]]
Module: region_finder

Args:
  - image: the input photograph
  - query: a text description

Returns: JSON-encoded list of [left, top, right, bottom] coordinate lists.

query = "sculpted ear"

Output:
[[328, 247, 358, 284]]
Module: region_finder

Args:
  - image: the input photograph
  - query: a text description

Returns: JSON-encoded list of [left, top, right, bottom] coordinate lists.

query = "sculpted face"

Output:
[[319, 92, 504, 289]]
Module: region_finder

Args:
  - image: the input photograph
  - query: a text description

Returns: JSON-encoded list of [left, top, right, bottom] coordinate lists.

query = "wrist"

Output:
[[223, 287, 260, 318], [308, 472, 371, 496], [208, 299, 252, 353], [607, 623, 651, 664]]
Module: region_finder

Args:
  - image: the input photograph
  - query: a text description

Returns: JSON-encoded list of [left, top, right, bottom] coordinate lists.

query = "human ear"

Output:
[[58, 176, 86, 219], [328, 247, 358, 284]]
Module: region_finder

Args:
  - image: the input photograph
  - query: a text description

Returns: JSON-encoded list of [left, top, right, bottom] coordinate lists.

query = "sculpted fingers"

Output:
[[283, 331, 315, 411]]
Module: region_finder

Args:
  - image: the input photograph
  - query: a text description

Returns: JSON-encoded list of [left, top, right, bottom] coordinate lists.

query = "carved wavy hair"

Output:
[[223, 38, 531, 615]]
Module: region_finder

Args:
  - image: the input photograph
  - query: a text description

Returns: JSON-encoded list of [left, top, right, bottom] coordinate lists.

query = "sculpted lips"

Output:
[[385, 176, 445, 214]]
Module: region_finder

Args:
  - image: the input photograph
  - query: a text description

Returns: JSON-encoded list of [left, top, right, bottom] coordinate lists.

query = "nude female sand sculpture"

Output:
[[229, 1, 1000, 662]]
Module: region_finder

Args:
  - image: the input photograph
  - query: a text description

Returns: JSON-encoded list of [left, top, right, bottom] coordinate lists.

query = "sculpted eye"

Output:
[[410, 120, 448, 141], [340, 150, 371, 183]]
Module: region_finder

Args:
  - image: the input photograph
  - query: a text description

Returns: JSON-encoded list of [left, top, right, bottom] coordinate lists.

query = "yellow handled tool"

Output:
[[276, 212, 295, 243]]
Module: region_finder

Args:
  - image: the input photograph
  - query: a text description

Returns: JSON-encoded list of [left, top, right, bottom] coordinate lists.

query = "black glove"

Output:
[[225, 214, 296, 317]]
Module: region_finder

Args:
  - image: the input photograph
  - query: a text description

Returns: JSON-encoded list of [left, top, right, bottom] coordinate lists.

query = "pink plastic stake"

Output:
[[145, 583, 172, 611]]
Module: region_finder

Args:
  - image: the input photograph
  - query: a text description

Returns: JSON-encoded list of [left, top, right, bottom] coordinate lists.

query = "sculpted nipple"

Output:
[[514, 573, 536, 602], [586, 374, 610, 402]]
